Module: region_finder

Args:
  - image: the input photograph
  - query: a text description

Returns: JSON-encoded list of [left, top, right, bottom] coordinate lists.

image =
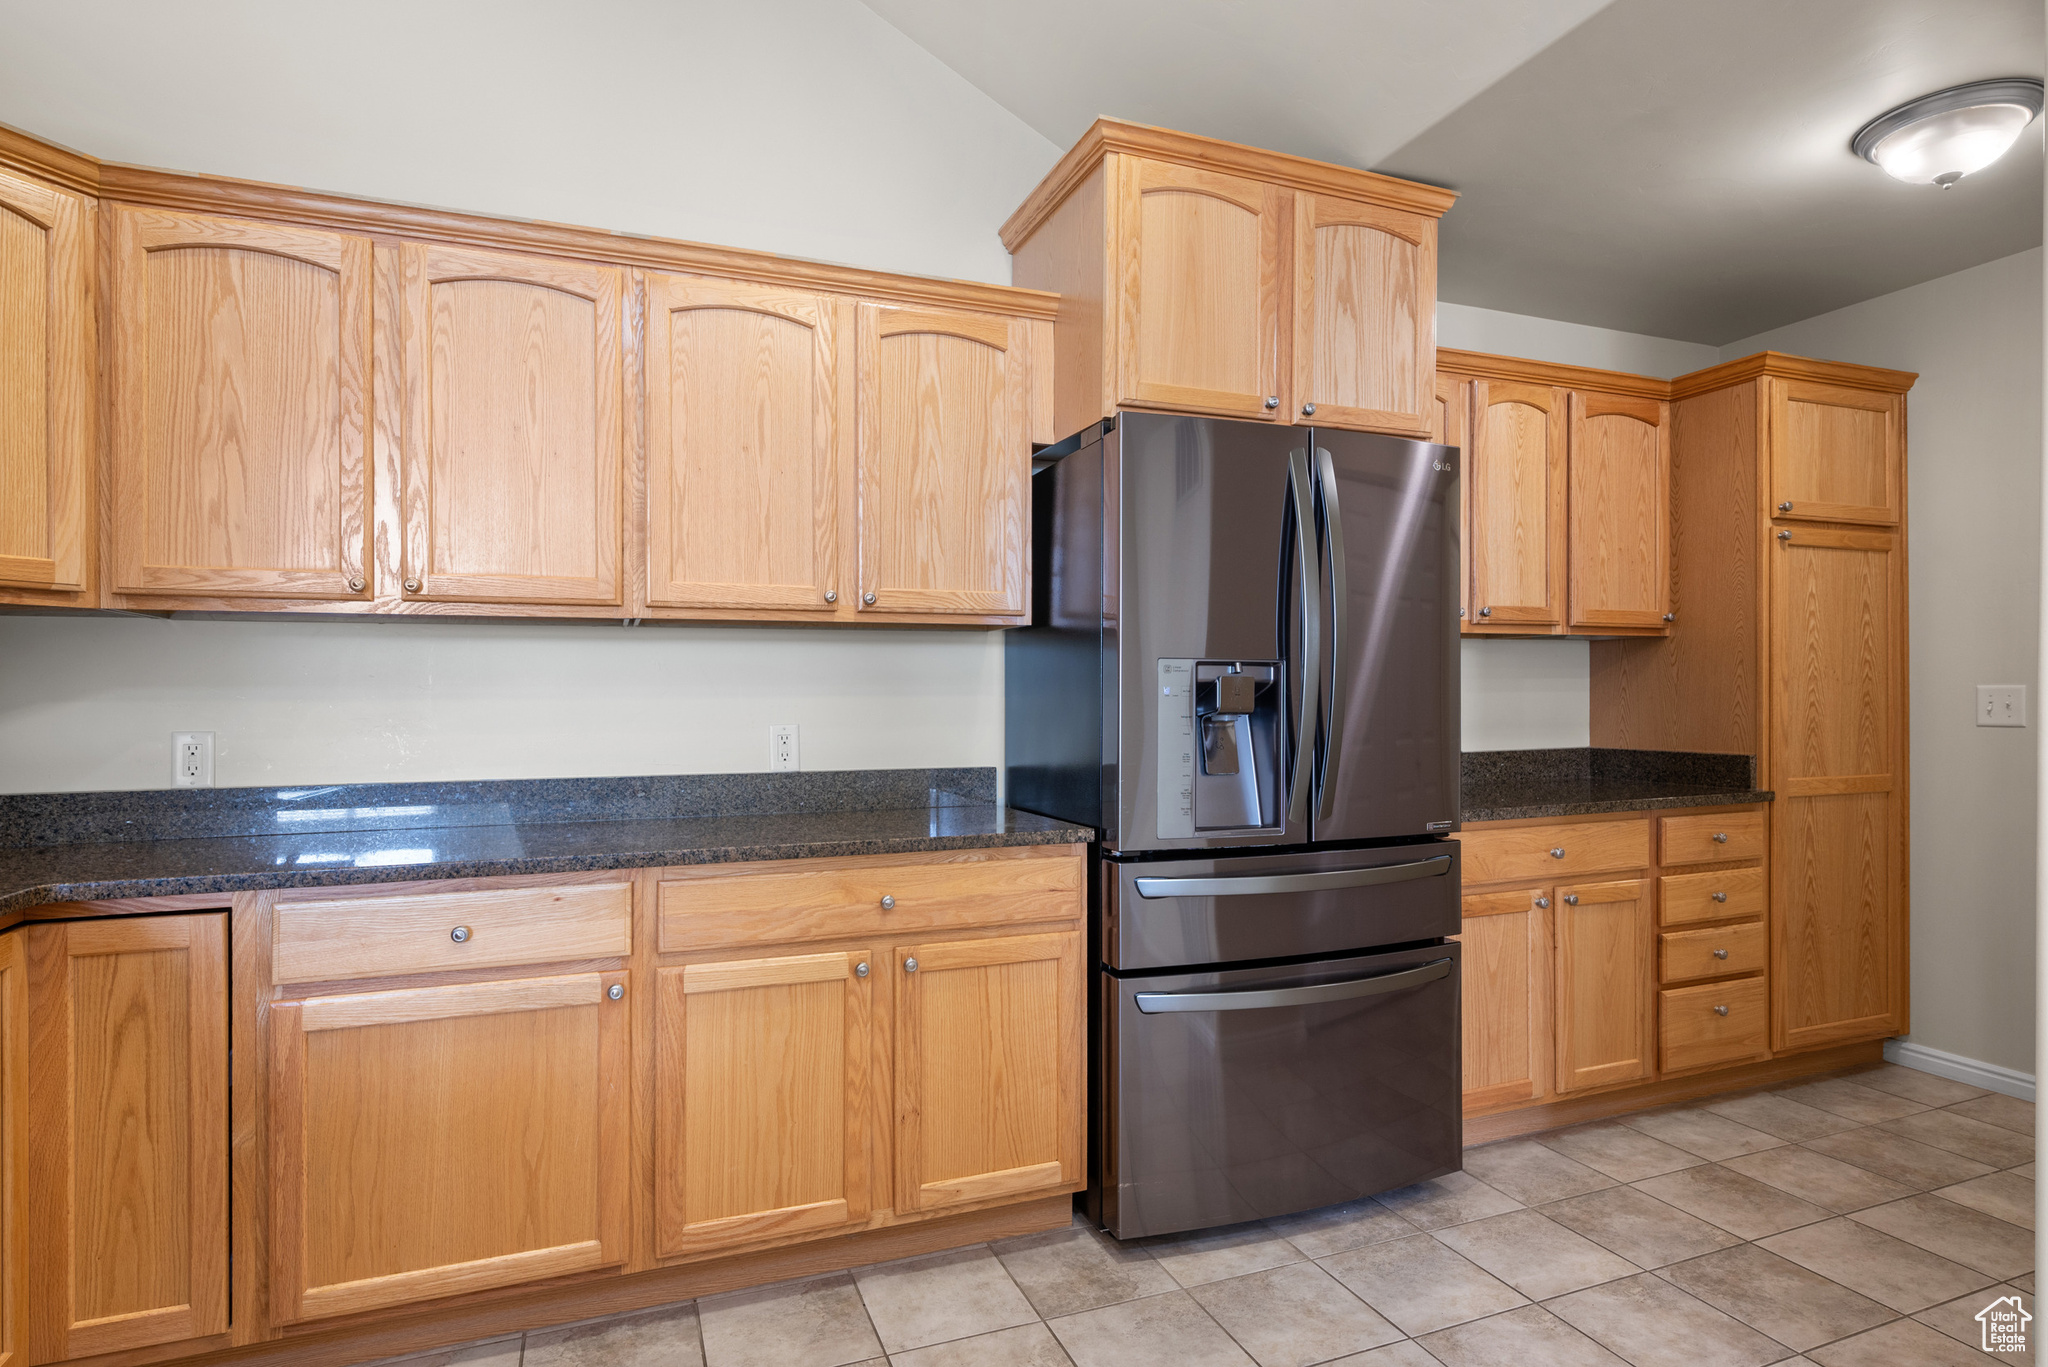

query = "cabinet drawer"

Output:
[[272, 882, 632, 984], [1660, 867, 1767, 926], [1661, 922, 1765, 983], [1459, 820, 1649, 885], [1661, 977, 1769, 1071], [659, 847, 1085, 952], [1660, 811, 1765, 865]]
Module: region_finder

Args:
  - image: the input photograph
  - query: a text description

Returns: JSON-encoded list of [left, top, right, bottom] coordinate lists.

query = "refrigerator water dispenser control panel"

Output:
[[1157, 660, 1196, 839], [1158, 658, 1282, 840]]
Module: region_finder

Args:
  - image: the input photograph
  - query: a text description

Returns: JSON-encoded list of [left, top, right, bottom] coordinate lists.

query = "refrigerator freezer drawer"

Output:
[[1100, 941, 1461, 1240]]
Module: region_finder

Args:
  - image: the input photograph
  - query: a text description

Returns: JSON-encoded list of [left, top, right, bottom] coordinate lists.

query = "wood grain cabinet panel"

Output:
[[856, 303, 1028, 618], [1768, 378, 1901, 526], [1553, 879, 1653, 1093], [1660, 867, 1767, 926], [1114, 157, 1285, 419], [268, 970, 629, 1322], [894, 931, 1081, 1214], [0, 932, 19, 1367], [107, 207, 372, 599], [1567, 391, 1670, 631], [0, 167, 91, 598], [398, 242, 625, 605], [655, 951, 871, 1260], [1660, 923, 1766, 984], [644, 273, 841, 612], [1453, 888, 1549, 1111], [1458, 819, 1649, 884], [1661, 977, 1769, 1072], [1468, 380, 1566, 630], [271, 882, 632, 984], [1660, 812, 1766, 865], [1290, 193, 1435, 435], [23, 915, 228, 1361]]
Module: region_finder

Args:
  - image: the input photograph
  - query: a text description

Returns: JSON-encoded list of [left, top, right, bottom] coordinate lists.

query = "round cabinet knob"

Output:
[[904, 957, 919, 974], [404, 576, 422, 592], [1301, 403, 1317, 416], [855, 961, 870, 979], [1479, 606, 1493, 617], [1662, 612, 1675, 623], [824, 590, 838, 603], [1777, 530, 1791, 542], [1458, 608, 1466, 619], [1713, 1004, 1730, 1017], [1563, 893, 1580, 905], [1712, 948, 1730, 960], [1534, 896, 1551, 909], [1712, 832, 1728, 843], [880, 894, 896, 910], [450, 925, 471, 943], [347, 576, 365, 593], [863, 591, 877, 605], [1711, 891, 1728, 903], [1779, 501, 1794, 512], [1550, 847, 1565, 859], [1263, 396, 1280, 410], [607, 982, 624, 1000]]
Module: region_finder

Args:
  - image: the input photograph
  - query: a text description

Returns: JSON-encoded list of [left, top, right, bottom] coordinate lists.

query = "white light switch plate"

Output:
[[1977, 685, 2027, 728]]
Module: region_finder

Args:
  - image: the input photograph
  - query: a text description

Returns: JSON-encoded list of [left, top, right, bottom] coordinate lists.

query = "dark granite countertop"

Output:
[[1462, 748, 1772, 823], [0, 769, 1091, 918]]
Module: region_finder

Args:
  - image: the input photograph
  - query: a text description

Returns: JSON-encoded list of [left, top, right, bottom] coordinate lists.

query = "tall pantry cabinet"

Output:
[[1590, 352, 1914, 1052]]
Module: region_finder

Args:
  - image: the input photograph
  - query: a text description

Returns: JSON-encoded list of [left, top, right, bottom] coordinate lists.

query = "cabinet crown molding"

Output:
[[1436, 348, 1671, 400], [1669, 350, 1918, 400], [1000, 116, 1460, 251]]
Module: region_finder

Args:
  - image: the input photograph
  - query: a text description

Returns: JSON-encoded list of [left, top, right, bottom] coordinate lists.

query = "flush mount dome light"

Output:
[[1852, 78, 2045, 187]]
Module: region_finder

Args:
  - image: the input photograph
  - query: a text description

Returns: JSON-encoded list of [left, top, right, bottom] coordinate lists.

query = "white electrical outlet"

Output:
[[769, 724, 800, 772], [1977, 685, 2027, 728], [172, 731, 215, 786]]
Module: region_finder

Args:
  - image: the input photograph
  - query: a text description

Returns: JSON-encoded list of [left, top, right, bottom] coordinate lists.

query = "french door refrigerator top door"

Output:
[[1110, 412, 1458, 853]]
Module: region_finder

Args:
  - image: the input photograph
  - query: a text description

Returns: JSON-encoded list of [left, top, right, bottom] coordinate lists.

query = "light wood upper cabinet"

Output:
[[1768, 378, 1901, 526], [0, 932, 19, 1367], [398, 242, 625, 605], [894, 931, 1081, 1214], [108, 207, 372, 599], [1553, 879, 1653, 1093], [0, 168, 91, 598], [1114, 157, 1285, 419], [1467, 379, 1566, 630], [857, 304, 1028, 618], [655, 950, 871, 1260], [644, 274, 841, 612], [1291, 192, 1435, 436], [1567, 391, 1670, 631], [1454, 888, 1549, 1112], [23, 914, 228, 1361], [268, 968, 630, 1322]]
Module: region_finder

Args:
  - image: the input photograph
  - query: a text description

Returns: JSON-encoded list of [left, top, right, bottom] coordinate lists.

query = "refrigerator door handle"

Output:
[[1286, 448, 1320, 824], [1132, 853, 1453, 899], [1135, 956, 1453, 1014], [1314, 445, 1347, 819]]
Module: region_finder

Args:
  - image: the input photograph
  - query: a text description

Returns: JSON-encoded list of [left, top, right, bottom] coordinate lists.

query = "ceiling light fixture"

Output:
[[1851, 78, 2044, 187]]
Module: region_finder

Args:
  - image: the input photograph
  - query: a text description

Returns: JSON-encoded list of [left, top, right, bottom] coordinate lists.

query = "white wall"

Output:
[[1723, 247, 2044, 1078], [0, 0, 1058, 794], [1438, 303, 1719, 750]]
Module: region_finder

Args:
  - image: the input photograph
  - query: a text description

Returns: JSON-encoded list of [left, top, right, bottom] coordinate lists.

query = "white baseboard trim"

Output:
[[1885, 1039, 2037, 1102]]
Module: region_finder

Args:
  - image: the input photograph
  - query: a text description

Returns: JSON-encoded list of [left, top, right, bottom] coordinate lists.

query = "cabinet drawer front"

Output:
[[659, 847, 1085, 952], [1459, 820, 1648, 884], [1661, 922, 1765, 983], [1660, 812, 1765, 865], [1661, 977, 1769, 1071], [1660, 867, 1766, 926], [273, 883, 632, 984]]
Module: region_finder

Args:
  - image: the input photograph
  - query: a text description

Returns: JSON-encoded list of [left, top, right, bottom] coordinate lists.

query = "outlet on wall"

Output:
[[172, 731, 215, 786], [769, 724, 800, 772], [1977, 685, 2027, 728]]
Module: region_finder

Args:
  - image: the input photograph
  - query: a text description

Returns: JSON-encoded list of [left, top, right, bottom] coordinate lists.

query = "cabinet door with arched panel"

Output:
[[1567, 391, 1671, 632], [1291, 192, 1436, 436], [1468, 380, 1566, 631]]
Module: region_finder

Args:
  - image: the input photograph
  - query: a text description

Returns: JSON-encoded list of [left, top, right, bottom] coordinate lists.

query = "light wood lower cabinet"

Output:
[[1453, 888, 1549, 1111], [23, 915, 229, 1362], [1553, 879, 1654, 1093], [267, 968, 630, 1323], [655, 950, 873, 1259]]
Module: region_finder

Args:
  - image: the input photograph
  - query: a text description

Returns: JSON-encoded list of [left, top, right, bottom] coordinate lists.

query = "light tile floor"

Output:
[[360, 1062, 2035, 1367]]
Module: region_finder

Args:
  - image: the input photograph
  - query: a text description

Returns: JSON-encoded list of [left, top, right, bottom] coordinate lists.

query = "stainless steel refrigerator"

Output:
[[1006, 411, 1464, 1239]]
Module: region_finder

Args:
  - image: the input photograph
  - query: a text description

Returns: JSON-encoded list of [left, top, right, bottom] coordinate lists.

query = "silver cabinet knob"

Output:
[[1534, 896, 1551, 909], [1263, 396, 1279, 410], [863, 591, 877, 605], [1563, 893, 1580, 905], [607, 982, 624, 1000], [450, 925, 471, 943], [1779, 501, 1794, 512], [1711, 891, 1728, 903], [1662, 612, 1675, 622], [855, 961, 870, 978], [824, 590, 838, 603], [1713, 1004, 1730, 1017], [1712, 832, 1728, 843], [880, 895, 896, 910], [1301, 403, 1317, 416], [1777, 530, 1791, 541], [1479, 606, 1493, 617], [904, 957, 919, 973], [404, 576, 422, 592], [1712, 948, 1730, 960], [347, 576, 365, 593], [1550, 847, 1565, 859]]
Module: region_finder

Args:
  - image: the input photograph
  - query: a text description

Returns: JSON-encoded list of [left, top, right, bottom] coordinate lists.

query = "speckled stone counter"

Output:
[[0, 769, 1091, 917], [1462, 748, 1771, 823]]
